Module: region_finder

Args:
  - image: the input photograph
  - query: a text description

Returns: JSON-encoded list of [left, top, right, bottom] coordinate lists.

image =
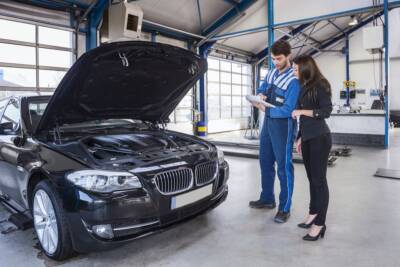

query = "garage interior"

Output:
[[0, 0, 399, 266]]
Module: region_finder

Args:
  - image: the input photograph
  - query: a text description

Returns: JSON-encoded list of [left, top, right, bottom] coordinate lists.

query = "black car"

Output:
[[0, 41, 229, 260]]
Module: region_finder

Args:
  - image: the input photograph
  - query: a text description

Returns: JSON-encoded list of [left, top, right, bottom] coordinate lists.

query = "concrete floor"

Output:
[[1, 130, 400, 267]]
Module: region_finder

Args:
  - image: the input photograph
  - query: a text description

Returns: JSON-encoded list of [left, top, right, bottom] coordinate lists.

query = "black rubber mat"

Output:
[[374, 168, 400, 180], [219, 146, 337, 166], [212, 141, 350, 158], [0, 206, 18, 234]]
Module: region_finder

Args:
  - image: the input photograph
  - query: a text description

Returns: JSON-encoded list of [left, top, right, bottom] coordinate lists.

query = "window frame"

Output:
[[0, 18, 76, 94], [206, 57, 253, 120]]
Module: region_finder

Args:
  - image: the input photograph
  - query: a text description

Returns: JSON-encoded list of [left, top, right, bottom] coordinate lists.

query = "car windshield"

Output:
[[28, 99, 49, 131]]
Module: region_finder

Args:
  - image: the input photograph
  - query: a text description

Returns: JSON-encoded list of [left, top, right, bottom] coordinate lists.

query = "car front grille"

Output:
[[153, 168, 193, 195], [195, 161, 218, 186]]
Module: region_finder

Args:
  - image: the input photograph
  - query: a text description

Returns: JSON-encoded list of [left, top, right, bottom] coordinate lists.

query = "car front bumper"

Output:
[[63, 162, 229, 253]]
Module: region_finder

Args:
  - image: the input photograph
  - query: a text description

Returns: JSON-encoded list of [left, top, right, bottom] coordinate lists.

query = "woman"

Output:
[[291, 55, 332, 241]]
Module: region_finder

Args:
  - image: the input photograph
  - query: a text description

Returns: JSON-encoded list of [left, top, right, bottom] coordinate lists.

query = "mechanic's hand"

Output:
[[253, 102, 265, 112], [296, 138, 302, 154], [258, 93, 267, 101]]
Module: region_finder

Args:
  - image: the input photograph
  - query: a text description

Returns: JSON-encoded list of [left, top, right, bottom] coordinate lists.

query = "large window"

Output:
[[158, 35, 193, 125], [206, 57, 252, 120], [259, 66, 269, 87], [169, 90, 193, 123], [0, 19, 75, 98]]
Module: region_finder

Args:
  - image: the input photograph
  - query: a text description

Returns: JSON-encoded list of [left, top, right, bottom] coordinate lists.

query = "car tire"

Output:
[[32, 180, 74, 260]]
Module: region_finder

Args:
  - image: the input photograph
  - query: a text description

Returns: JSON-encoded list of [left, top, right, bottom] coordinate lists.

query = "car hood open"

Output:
[[35, 41, 207, 133]]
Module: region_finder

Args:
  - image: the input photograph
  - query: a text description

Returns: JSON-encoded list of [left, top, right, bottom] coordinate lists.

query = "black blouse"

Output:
[[297, 80, 333, 142]]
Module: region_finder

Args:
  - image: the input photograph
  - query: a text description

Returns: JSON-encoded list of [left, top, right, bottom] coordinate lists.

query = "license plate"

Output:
[[171, 184, 213, 210]]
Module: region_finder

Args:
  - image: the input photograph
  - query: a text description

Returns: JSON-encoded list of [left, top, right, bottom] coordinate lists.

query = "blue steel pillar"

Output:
[[267, 0, 274, 69], [194, 0, 257, 136], [384, 0, 389, 148], [196, 42, 215, 136], [345, 35, 350, 106], [86, 0, 108, 51]]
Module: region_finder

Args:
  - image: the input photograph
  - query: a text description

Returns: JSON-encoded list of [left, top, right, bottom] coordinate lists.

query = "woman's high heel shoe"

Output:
[[297, 216, 317, 229], [302, 225, 326, 241]]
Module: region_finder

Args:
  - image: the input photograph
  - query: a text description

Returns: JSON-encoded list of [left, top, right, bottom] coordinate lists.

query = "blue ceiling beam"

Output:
[[209, 25, 269, 41], [273, 1, 400, 28], [210, 0, 400, 42], [22, 0, 73, 10], [143, 0, 258, 44], [309, 11, 384, 56], [255, 23, 312, 60], [62, 0, 90, 9], [142, 22, 202, 42], [224, 0, 240, 5], [327, 19, 345, 34], [140, 0, 259, 47], [255, 1, 400, 60], [202, 0, 258, 36], [19, 0, 89, 10]]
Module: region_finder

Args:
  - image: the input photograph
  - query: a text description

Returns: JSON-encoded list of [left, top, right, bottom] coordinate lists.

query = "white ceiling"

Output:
[[134, 0, 232, 34], [216, 0, 268, 53], [82, 0, 384, 56]]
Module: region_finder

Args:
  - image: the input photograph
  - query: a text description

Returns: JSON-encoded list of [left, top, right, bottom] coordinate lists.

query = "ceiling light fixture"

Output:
[[349, 15, 359, 26]]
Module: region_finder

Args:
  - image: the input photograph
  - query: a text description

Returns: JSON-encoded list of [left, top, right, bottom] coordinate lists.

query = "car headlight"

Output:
[[66, 170, 142, 193], [217, 148, 225, 164]]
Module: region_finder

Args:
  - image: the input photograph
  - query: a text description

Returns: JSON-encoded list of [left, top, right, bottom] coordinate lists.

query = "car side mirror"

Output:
[[0, 122, 14, 134]]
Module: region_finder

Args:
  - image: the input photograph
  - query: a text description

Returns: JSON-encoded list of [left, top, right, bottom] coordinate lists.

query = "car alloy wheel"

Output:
[[33, 189, 59, 255]]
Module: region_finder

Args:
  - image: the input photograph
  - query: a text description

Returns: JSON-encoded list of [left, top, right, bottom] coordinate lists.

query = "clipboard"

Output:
[[245, 95, 276, 108]]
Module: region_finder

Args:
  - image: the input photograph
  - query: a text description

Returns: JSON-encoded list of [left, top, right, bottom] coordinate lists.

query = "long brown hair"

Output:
[[293, 55, 331, 100]]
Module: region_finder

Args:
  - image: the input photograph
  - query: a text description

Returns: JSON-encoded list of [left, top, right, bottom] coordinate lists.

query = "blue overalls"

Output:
[[256, 67, 300, 212]]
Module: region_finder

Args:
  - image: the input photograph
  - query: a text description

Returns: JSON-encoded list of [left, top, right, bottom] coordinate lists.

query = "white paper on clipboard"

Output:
[[245, 95, 276, 108]]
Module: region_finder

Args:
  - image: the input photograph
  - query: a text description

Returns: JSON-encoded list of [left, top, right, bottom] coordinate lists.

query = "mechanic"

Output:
[[249, 40, 300, 223]]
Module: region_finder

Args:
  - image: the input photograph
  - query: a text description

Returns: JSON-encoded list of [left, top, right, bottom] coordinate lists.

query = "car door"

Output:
[[0, 98, 27, 210], [0, 97, 12, 199]]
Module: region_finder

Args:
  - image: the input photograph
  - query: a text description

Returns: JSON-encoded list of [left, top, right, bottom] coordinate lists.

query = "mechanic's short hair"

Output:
[[271, 40, 292, 56]]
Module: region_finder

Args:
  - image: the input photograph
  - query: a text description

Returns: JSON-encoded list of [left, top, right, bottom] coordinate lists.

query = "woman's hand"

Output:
[[292, 109, 303, 119], [296, 137, 302, 154]]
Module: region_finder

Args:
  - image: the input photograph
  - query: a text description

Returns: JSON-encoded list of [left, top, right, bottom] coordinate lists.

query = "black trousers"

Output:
[[301, 133, 332, 226]]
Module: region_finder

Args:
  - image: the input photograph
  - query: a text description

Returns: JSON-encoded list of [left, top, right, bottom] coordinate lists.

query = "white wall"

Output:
[[314, 52, 346, 107], [314, 9, 400, 111], [166, 122, 193, 135], [208, 118, 249, 134], [156, 35, 187, 48]]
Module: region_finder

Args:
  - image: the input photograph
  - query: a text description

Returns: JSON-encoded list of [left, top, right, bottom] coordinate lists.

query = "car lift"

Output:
[[0, 195, 32, 234]]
